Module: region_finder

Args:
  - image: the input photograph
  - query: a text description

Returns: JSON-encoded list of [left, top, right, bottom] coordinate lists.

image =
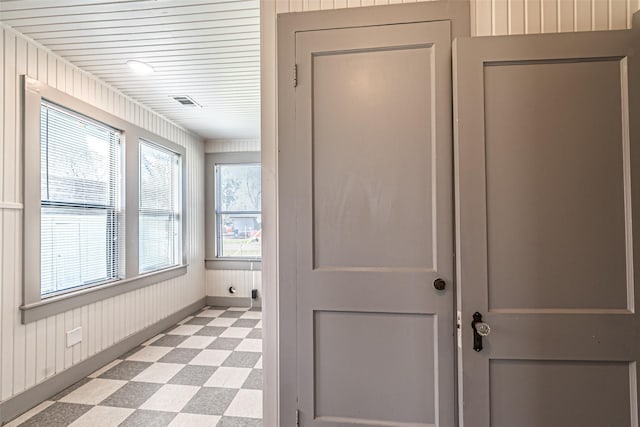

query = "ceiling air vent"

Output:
[[171, 95, 202, 107]]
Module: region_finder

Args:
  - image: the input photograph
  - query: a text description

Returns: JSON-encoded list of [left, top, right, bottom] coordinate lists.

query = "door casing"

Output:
[[273, 5, 640, 427], [277, 2, 470, 425]]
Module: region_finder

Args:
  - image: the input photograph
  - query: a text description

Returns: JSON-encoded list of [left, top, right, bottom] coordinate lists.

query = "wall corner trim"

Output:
[[0, 298, 207, 425]]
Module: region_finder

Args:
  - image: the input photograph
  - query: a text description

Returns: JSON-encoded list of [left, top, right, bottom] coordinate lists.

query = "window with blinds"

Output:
[[139, 140, 182, 274], [40, 101, 123, 297]]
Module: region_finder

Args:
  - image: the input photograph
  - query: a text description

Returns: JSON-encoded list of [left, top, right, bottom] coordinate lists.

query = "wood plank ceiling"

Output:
[[0, 0, 260, 140]]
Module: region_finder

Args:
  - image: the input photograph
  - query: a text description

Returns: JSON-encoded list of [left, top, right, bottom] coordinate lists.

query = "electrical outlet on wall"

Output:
[[66, 326, 82, 348]]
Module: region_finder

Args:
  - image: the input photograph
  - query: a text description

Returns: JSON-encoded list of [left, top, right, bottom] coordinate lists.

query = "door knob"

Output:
[[471, 312, 490, 352], [433, 278, 446, 291], [476, 321, 490, 337]]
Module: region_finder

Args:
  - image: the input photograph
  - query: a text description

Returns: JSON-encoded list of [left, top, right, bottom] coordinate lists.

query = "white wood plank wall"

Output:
[[275, 0, 434, 13], [204, 139, 261, 301], [0, 26, 205, 402], [205, 139, 261, 153], [471, 0, 640, 36], [206, 269, 262, 301], [274, 0, 640, 34]]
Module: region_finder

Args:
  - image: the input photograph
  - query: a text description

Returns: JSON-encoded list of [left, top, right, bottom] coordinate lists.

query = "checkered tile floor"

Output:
[[7, 306, 263, 427]]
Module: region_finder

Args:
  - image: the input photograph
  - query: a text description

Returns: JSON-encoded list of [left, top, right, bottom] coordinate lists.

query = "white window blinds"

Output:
[[139, 140, 182, 273], [40, 101, 123, 297]]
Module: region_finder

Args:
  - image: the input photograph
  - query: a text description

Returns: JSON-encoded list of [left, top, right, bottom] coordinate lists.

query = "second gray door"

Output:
[[455, 27, 640, 427], [293, 20, 455, 427]]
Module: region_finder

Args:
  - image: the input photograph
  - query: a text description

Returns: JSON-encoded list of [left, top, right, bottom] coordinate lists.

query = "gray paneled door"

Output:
[[293, 21, 454, 427], [455, 28, 640, 427]]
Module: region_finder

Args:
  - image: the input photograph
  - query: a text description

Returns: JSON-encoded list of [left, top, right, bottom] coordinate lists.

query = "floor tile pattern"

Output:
[[7, 307, 263, 427]]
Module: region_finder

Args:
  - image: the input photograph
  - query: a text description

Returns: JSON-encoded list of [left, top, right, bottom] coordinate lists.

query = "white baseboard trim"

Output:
[[0, 298, 206, 425]]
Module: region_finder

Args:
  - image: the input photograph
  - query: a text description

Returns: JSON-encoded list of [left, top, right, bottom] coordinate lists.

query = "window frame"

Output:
[[205, 152, 261, 270], [138, 139, 184, 274], [23, 76, 188, 323], [39, 100, 124, 297]]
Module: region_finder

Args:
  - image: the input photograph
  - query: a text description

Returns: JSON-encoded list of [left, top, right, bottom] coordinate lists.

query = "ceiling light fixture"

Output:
[[126, 60, 154, 75]]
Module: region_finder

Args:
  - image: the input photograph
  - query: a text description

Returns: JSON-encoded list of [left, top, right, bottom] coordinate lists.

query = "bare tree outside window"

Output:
[[216, 163, 261, 258]]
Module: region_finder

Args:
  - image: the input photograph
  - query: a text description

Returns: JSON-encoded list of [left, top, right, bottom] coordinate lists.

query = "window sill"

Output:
[[20, 265, 188, 324], [205, 259, 261, 271]]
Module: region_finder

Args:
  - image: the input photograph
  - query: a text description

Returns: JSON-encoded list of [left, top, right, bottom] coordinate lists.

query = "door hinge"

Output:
[[293, 64, 298, 88], [296, 409, 300, 426]]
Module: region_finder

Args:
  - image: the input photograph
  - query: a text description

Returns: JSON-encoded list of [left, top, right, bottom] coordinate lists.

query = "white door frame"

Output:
[[262, 2, 469, 426]]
